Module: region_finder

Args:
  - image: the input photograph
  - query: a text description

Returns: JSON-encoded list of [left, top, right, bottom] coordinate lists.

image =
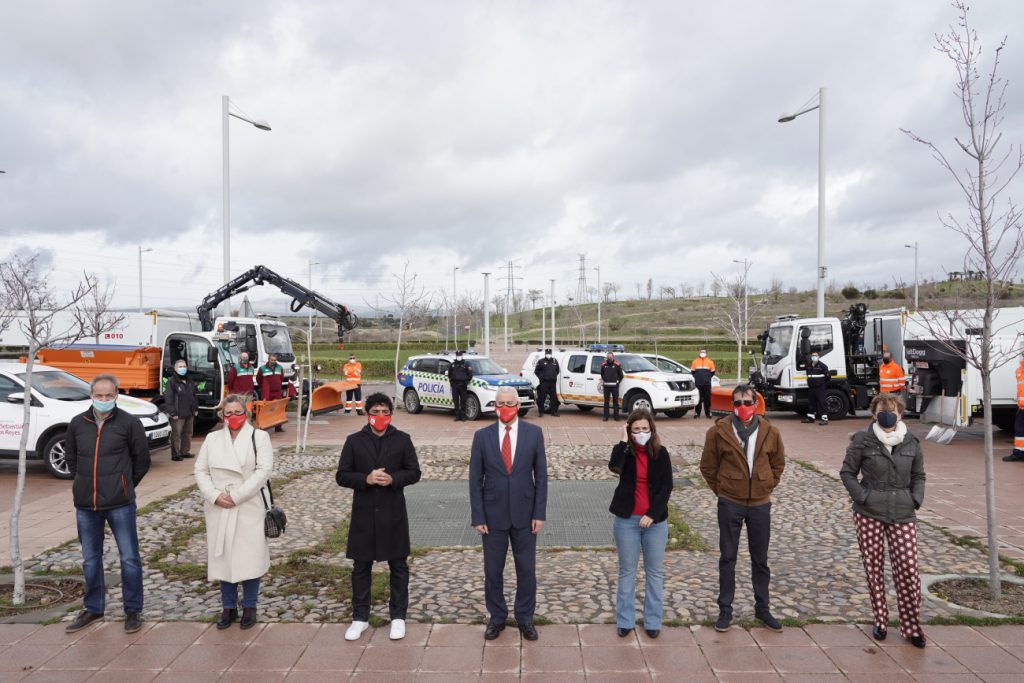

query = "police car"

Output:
[[0, 362, 171, 479], [396, 354, 536, 420]]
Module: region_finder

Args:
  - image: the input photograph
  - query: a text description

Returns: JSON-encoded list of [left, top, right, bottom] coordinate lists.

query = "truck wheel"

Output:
[[825, 389, 851, 421], [577, 405, 595, 412], [993, 410, 1016, 432], [624, 391, 653, 414], [403, 389, 423, 414], [665, 409, 687, 418], [464, 394, 482, 421], [41, 433, 73, 480]]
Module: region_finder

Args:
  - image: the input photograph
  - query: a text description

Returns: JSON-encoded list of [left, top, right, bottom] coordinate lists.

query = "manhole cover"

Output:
[[406, 481, 617, 548]]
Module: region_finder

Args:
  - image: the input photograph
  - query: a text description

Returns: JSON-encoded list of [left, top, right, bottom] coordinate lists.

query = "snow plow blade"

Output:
[[310, 380, 360, 416], [710, 386, 766, 416], [254, 397, 289, 430]]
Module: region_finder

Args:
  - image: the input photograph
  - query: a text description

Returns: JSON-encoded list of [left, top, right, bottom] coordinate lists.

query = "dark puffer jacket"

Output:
[[840, 425, 925, 524], [66, 407, 151, 511]]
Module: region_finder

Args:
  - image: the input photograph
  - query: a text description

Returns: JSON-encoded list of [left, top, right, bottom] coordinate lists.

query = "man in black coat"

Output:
[[448, 351, 474, 421], [600, 352, 625, 422], [533, 350, 560, 417], [804, 353, 830, 426], [336, 392, 422, 642], [164, 359, 199, 461], [65, 374, 151, 635]]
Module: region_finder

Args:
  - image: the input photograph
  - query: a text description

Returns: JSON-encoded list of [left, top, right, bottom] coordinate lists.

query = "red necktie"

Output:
[[501, 425, 513, 473]]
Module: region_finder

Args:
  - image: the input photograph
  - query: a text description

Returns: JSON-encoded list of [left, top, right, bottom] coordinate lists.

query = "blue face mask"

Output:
[[176, 367, 187, 376], [876, 411, 899, 428], [92, 398, 116, 413]]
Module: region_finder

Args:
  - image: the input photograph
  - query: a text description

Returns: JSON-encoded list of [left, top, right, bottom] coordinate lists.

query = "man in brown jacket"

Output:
[[700, 384, 786, 633]]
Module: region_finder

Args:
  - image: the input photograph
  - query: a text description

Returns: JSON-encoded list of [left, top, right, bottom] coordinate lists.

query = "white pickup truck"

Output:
[[520, 348, 699, 417]]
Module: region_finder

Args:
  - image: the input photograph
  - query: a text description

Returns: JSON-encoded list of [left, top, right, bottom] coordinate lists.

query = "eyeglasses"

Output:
[[630, 429, 651, 434], [495, 401, 518, 408], [368, 409, 392, 416], [733, 400, 755, 407], [223, 411, 246, 417]]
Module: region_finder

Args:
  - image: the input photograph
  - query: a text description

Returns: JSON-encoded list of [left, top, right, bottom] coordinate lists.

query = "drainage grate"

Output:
[[405, 480, 617, 548]]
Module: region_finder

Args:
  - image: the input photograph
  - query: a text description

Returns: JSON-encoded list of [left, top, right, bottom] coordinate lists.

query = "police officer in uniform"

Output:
[[803, 353, 830, 426], [601, 352, 625, 422], [534, 350, 560, 417], [449, 351, 474, 421]]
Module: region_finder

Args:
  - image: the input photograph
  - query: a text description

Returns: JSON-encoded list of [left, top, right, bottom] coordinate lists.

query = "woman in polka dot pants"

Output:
[[840, 392, 927, 648]]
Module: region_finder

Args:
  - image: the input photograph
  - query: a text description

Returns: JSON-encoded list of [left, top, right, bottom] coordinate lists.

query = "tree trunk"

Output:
[[9, 347, 36, 605], [393, 312, 405, 404], [981, 369, 1001, 600]]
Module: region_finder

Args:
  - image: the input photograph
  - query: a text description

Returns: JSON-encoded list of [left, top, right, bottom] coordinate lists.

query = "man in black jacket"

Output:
[[534, 350, 560, 417], [449, 351, 474, 421], [65, 374, 151, 634], [164, 359, 199, 461], [804, 353, 830, 426], [600, 352, 625, 422]]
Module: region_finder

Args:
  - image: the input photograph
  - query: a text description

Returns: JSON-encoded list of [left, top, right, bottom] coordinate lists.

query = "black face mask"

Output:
[[268, 362, 276, 368]]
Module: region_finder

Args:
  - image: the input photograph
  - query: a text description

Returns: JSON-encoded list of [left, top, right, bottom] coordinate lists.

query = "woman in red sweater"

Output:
[[608, 409, 674, 639]]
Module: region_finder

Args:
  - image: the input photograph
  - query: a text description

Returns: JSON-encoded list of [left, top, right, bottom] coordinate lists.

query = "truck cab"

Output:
[[161, 331, 239, 422], [213, 316, 298, 387]]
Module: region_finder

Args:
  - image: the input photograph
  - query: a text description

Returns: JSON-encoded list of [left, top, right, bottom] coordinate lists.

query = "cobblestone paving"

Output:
[[29, 443, 992, 624]]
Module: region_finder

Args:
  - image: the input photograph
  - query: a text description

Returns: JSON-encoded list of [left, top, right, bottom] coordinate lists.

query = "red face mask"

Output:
[[225, 414, 247, 430], [368, 414, 392, 432], [734, 405, 757, 422], [496, 405, 518, 423]]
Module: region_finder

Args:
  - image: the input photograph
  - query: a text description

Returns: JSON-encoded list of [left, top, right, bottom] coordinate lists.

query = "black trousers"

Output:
[[695, 384, 712, 416], [351, 557, 409, 621], [536, 381, 559, 415], [603, 384, 620, 418], [452, 381, 469, 418], [482, 526, 537, 625], [807, 383, 827, 419], [1015, 408, 1024, 455], [716, 497, 772, 618]]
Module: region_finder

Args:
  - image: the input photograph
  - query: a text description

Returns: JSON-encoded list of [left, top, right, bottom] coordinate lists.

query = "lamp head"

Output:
[[253, 120, 272, 131], [777, 113, 796, 123]]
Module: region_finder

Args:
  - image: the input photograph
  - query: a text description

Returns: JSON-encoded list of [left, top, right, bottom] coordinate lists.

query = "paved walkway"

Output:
[[3, 621, 1024, 682]]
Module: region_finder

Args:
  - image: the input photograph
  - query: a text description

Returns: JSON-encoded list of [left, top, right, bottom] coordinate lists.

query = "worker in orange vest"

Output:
[[878, 351, 906, 394], [343, 353, 364, 415], [690, 349, 716, 419], [1004, 354, 1024, 462]]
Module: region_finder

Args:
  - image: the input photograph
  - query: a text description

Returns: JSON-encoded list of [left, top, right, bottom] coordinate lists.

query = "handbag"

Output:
[[252, 431, 287, 537]]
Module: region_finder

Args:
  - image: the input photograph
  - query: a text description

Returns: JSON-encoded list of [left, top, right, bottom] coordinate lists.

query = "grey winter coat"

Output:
[[840, 426, 926, 524]]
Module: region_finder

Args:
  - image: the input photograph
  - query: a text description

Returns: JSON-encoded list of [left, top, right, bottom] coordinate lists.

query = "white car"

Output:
[[396, 354, 536, 420], [0, 362, 171, 479]]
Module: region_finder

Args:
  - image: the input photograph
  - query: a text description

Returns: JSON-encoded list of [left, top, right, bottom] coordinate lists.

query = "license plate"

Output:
[[681, 397, 693, 405], [150, 428, 170, 440]]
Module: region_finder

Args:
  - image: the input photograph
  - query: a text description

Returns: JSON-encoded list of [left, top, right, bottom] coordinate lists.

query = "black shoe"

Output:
[[124, 612, 143, 634], [66, 610, 103, 633], [217, 608, 238, 630], [910, 635, 926, 649], [274, 425, 284, 433], [1003, 452, 1024, 462], [819, 419, 828, 426], [714, 612, 731, 632], [694, 413, 701, 419], [356, 411, 364, 416], [757, 613, 783, 632], [801, 417, 815, 423], [454, 416, 461, 421], [872, 625, 887, 641], [617, 627, 633, 637], [171, 455, 183, 461], [706, 414, 712, 419], [552, 411, 560, 417], [603, 417, 609, 422], [484, 622, 505, 640], [614, 417, 621, 421], [518, 623, 539, 641], [240, 607, 257, 629], [181, 452, 195, 459], [645, 629, 660, 639]]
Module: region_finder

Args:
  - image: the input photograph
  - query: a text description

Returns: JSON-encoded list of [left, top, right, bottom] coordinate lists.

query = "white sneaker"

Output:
[[390, 618, 406, 640], [345, 620, 369, 641]]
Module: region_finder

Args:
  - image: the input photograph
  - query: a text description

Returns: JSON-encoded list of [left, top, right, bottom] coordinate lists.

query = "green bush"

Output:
[[841, 286, 861, 300]]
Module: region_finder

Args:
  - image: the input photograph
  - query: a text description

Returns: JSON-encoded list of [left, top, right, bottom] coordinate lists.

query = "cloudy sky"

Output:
[[1, 0, 1022, 314]]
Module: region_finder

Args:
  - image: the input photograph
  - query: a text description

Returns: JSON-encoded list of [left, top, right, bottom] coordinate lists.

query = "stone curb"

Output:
[[0, 573, 88, 624], [922, 572, 1024, 619]]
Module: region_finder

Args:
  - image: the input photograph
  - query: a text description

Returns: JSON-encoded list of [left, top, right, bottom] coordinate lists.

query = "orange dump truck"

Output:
[[27, 345, 163, 394]]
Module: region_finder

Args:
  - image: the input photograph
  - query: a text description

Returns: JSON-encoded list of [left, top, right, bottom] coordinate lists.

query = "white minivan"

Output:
[[0, 362, 171, 479]]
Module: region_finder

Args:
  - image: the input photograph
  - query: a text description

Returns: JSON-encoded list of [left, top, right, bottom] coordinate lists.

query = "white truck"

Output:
[[520, 346, 699, 417], [751, 304, 906, 420], [0, 309, 202, 349]]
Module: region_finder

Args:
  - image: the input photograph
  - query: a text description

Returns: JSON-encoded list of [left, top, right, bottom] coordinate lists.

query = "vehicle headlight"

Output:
[[653, 381, 670, 390]]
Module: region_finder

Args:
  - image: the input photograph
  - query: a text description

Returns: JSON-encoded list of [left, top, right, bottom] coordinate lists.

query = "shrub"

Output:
[[841, 286, 861, 300]]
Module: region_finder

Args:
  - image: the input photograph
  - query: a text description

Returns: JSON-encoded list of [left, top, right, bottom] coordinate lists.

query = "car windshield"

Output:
[[467, 358, 506, 375], [18, 371, 91, 400], [765, 325, 793, 360], [260, 325, 294, 361], [617, 354, 659, 373]]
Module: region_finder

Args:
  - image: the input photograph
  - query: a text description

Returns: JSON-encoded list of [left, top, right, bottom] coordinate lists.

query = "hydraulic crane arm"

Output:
[[197, 265, 356, 340]]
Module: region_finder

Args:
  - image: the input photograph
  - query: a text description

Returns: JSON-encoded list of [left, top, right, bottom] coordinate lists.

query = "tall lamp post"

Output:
[[223, 95, 271, 315], [594, 265, 602, 344], [905, 242, 919, 310], [482, 272, 491, 357], [778, 86, 827, 318], [732, 258, 752, 381], [452, 266, 459, 351], [138, 246, 153, 313]]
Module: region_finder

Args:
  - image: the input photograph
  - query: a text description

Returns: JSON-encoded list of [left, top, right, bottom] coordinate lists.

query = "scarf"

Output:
[[872, 420, 907, 453], [732, 414, 760, 450]]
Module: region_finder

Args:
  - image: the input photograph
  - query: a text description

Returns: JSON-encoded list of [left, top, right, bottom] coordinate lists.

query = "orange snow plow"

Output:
[[26, 346, 162, 394], [710, 386, 767, 416], [309, 380, 360, 416], [253, 397, 289, 430]]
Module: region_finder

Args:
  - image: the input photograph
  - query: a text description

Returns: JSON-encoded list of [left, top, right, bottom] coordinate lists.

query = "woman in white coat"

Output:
[[194, 394, 274, 630]]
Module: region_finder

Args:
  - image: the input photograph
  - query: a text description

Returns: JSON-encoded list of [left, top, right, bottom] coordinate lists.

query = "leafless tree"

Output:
[[634, 282, 642, 300], [383, 262, 433, 385], [768, 275, 784, 303], [527, 288, 544, 310], [660, 285, 676, 299], [72, 278, 126, 343], [603, 281, 619, 302], [901, 0, 1024, 600], [711, 267, 751, 381], [646, 278, 653, 301], [0, 254, 113, 605]]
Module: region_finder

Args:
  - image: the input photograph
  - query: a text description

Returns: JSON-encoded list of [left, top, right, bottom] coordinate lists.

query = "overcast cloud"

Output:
[[1, 1, 1022, 313]]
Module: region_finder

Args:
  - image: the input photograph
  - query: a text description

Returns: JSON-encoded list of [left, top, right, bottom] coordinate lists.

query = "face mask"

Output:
[[349, 358, 356, 363], [876, 411, 899, 429], [496, 405, 518, 423], [240, 359, 249, 367], [631, 431, 652, 446], [607, 357, 614, 363], [268, 362, 276, 369], [699, 352, 707, 358], [882, 356, 891, 364], [545, 353, 552, 358], [176, 366, 187, 376], [455, 356, 463, 362], [368, 414, 391, 432], [734, 404, 757, 421], [92, 398, 116, 413], [225, 414, 247, 430], [810, 356, 819, 364]]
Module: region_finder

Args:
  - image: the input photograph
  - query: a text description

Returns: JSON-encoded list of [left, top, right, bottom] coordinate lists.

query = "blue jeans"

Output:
[[220, 578, 261, 609], [76, 503, 143, 614], [613, 514, 668, 630]]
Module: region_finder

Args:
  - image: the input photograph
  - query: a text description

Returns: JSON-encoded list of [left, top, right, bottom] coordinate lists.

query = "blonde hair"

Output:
[[218, 393, 252, 419], [870, 392, 905, 415]]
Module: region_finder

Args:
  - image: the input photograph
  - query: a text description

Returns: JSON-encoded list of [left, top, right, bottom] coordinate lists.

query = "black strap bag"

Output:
[[251, 431, 287, 537]]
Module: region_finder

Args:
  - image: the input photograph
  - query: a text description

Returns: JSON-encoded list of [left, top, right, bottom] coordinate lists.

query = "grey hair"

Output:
[[90, 374, 120, 392], [495, 386, 520, 403]]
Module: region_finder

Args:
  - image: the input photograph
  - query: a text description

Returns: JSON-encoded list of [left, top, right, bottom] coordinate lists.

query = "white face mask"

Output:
[[699, 352, 707, 358], [632, 431, 652, 446], [811, 356, 819, 364]]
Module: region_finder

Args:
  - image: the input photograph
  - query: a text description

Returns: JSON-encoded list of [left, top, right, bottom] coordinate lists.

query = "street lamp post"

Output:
[[778, 86, 827, 318], [452, 266, 459, 351], [482, 272, 491, 357], [138, 246, 153, 313], [732, 258, 752, 381], [594, 265, 602, 344], [905, 242, 919, 310], [550, 279, 556, 350], [223, 95, 271, 316]]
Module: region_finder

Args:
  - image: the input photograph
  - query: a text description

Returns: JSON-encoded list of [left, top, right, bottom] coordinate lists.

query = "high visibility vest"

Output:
[[878, 361, 906, 393], [343, 361, 363, 384], [691, 357, 716, 372], [1016, 362, 1024, 409]]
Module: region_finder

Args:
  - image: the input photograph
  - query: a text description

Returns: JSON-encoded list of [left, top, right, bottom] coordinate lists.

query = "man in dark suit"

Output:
[[469, 387, 548, 641]]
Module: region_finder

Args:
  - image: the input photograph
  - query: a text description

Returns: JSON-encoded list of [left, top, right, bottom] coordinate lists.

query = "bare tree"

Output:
[[527, 288, 544, 310], [710, 279, 723, 298], [1, 254, 112, 605], [711, 268, 751, 381], [73, 278, 126, 344], [383, 262, 433, 386], [634, 282, 642, 300], [646, 278, 653, 301], [901, 0, 1024, 600], [768, 275, 784, 303], [660, 285, 676, 299]]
